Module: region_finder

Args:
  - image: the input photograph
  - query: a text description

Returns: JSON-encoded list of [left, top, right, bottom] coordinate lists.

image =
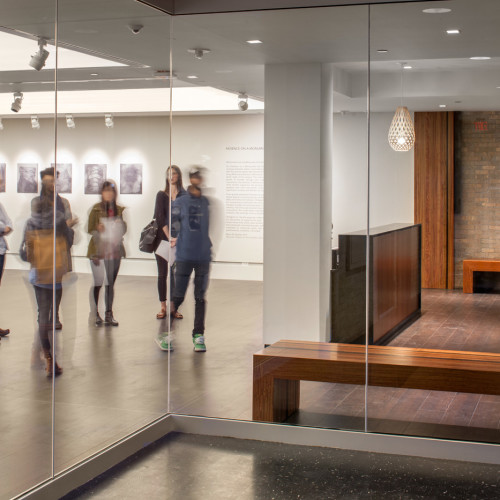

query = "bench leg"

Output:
[[463, 265, 473, 293], [273, 379, 300, 422], [253, 372, 300, 423], [253, 372, 275, 422]]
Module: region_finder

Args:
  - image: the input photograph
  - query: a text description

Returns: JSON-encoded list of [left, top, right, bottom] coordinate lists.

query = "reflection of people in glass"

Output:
[[30, 169, 78, 330], [170, 168, 212, 352], [154, 165, 186, 320], [24, 168, 73, 377], [0, 202, 12, 337], [18, 166, 38, 193], [87, 181, 126, 327]]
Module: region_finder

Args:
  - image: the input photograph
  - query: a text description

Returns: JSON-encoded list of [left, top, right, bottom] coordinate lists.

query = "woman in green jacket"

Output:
[[87, 181, 126, 326]]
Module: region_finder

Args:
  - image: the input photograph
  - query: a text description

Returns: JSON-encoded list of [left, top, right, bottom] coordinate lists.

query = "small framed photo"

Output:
[[17, 164, 38, 193], [85, 164, 107, 194], [120, 164, 143, 194], [52, 163, 72, 194], [0, 164, 5, 193]]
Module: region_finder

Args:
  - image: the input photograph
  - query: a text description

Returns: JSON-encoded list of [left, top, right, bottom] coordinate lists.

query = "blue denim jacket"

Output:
[[172, 191, 211, 262]]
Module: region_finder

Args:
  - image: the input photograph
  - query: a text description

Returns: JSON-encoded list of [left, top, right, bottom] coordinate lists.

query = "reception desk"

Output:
[[331, 223, 421, 345]]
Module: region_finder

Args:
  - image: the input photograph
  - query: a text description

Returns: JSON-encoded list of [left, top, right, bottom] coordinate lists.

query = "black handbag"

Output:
[[139, 219, 159, 253]]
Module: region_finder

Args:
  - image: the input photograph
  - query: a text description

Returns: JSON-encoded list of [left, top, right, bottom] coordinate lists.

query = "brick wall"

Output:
[[454, 112, 500, 287]]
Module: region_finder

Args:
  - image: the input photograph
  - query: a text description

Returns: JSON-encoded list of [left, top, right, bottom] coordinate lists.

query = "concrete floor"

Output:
[[1, 269, 500, 499], [63, 432, 500, 500]]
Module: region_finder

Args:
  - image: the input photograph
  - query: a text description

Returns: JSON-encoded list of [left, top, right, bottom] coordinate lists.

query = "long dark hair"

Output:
[[101, 180, 118, 215], [164, 165, 183, 195]]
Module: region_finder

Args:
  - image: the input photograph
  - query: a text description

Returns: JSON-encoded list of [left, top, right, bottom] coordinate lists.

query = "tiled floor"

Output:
[[292, 289, 500, 438], [64, 432, 500, 500]]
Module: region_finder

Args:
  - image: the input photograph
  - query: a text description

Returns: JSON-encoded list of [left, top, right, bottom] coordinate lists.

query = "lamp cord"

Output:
[[400, 63, 404, 107]]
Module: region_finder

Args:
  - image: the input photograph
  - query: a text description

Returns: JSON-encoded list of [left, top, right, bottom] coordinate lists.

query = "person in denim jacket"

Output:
[[170, 168, 211, 352]]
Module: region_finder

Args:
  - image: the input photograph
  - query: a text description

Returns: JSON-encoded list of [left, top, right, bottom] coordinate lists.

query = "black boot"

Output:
[[95, 312, 104, 326], [105, 311, 119, 326]]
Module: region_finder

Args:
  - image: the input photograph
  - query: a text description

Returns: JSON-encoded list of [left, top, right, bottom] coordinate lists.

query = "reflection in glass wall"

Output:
[[0, 1, 56, 497], [369, 0, 500, 443], [169, 6, 370, 431], [53, 0, 173, 475]]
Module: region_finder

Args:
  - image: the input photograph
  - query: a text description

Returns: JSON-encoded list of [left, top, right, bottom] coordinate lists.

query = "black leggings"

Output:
[[155, 253, 174, 303], [91, 258, 121, 313], [34, 286, 62, 353]]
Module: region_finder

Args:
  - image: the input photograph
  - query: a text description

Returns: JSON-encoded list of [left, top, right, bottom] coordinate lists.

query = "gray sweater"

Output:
[[0, 203, 12, 255]]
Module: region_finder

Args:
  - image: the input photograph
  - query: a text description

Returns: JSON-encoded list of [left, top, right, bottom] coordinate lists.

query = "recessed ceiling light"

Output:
[[403, 65, 413, 69], [187, 75, 198, 79], [246, 40, 262, 44], [90, 73, 98, 76], [470, 56, 491, 60], [377, 49, 389, 54], [446, 29, 461, 35], [423, 8, 452, 14], [439, 104, 447, 108]]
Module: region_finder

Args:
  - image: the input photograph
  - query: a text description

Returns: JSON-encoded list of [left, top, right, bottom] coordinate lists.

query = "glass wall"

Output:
[[0, 1, 57, 498], [1, 0, 499, 497], [168, 5, 369, 429], [367, 0, 500, 443], [54, 0, 173, 475]]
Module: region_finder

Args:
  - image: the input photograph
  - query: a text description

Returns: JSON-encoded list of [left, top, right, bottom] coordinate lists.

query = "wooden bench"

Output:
[[252, 340, 500, 422], [463, 259, 500, 293]]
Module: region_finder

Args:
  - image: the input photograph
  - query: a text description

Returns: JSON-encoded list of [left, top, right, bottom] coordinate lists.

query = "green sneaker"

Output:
[[192, 334, 206, 352], [155, 335, 173, 351]]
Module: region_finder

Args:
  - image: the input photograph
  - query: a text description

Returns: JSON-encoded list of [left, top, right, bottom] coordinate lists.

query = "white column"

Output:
[[263, 63, 333, 344]]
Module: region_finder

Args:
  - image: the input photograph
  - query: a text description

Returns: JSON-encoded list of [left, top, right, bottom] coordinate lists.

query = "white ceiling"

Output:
[[0, 0, 499, 114]]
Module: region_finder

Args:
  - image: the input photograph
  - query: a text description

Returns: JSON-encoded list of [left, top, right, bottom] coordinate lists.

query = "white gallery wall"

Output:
[[0, 111, 413, 279], [0, 114, 264, 279], [332, 112, 414, 247]]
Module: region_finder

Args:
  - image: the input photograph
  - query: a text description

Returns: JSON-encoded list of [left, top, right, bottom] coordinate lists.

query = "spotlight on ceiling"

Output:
[[188, 48, 211, 60], [66, 115, 75, 129], [238, 93, 249, 111], [11, 92, 23, 113], [31, 116, 40, 130], [29, 38, 49, 71], [105, 114, 114, 128], [0, 119, 4, 131]]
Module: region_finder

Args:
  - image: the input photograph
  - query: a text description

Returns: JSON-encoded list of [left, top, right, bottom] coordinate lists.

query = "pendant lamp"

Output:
[[388, 63, 415, 152]]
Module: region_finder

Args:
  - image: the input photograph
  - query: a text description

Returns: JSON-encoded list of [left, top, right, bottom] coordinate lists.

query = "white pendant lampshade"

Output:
[[388, 105, 415, 152]]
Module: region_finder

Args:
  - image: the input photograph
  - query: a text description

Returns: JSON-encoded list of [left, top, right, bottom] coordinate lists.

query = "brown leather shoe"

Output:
[[0, 328, 10, 337]]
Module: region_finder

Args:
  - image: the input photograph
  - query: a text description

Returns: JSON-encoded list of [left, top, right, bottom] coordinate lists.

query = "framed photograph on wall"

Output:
[[84, 164, 106, 194], [17, 164, 38, 193], [120, 163, 142, 194], [0, 163, 5, 193], [51, 163, 72, 194]]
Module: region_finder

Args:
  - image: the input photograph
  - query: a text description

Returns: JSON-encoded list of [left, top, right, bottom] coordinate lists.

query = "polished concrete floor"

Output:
[[1, 269, 500, 499], [64, 432, 500, 500]]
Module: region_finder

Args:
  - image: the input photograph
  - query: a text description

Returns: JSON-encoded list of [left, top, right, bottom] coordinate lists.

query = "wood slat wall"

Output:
[[414, 112, 454, 289]]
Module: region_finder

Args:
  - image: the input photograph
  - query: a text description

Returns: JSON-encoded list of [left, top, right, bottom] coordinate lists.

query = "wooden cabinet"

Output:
[[331, 223, 421, 345]]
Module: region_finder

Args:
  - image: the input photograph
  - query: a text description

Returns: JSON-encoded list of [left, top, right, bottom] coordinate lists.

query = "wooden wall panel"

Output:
[[414, 112, 453, 289]]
